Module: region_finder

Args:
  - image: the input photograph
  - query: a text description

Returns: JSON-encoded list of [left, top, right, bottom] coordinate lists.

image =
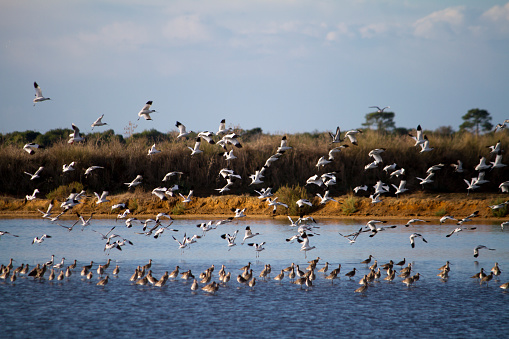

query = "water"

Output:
[[1, 217, 508, 338]]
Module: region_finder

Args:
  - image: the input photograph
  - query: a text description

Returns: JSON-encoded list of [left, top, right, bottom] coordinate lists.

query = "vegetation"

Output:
[[460, 108, 493, 135]]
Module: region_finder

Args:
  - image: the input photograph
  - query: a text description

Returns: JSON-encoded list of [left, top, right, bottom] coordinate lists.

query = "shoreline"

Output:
[[1, 192, 507, 222]]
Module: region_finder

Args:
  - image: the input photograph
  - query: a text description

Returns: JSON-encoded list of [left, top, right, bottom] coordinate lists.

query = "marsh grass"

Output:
[[341, 195, 358, 215]]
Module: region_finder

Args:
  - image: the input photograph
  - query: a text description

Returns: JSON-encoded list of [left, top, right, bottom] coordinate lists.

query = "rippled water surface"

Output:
[[1, 218, 508, 338]]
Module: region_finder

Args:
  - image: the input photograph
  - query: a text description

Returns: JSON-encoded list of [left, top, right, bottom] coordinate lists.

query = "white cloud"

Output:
[[325, 23, 352, 41], [413, 6, 466, 39], [162, 15, 211, 43], [359, 23, 389, 39], [480, 2, 509, 37], [482, 2, 509, 22]]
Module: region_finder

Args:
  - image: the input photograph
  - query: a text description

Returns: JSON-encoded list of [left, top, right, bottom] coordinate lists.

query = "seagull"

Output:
[[241, 226, 259, 244], [457, 210, 479, 225], [254, 187, 273, 200], [84, 165, 104, 176], [264, 153, 282, 167], [249, 167, 266, 185], [353, 185, 368, 194], [138, 101, 156, 120], [494, 120, 509, 132], [475, 156, 491, 171], [408, 125, 425, 147], [125, 175, 143, 189], [297, 232, 316, 258], [416, 172, 435, 188], [94, 191, 110, 204], [329, 127, 342, 143], [24, 166, 44, 180], [306, 174, 324, 187], [188, 137, 203, 156], [368, 148, 385, 164], [369, 106, 390, 112], [216, 119, 230, 135], [464, 178, 480, 194], [220, 149, 237, 162], [0, 231, 19, 238], [439, 215, 456, 224], [390, 167, 405, 178], [266, 197, 289, 213], [369, 193, 381, 204], [37, 201, 54, 218], [277, 136, 292, 153], [147, 144, 161, 156], [218, 133, 242, 149], [487, 140, 502, 154], [179, 190, 193, 203], [73, 212, 95, 230], [232, 208, 247, 218], [316, 156, 331, 168], [124, 217, 139, 228], [296, 199, 312, 208], [344, 129, 363, 146], [152, 187, 169, 200], [68, 124, 85, 144], [409, 233, 427, 248], [33, 81, 51, 105], [247, 242, 266, 258], [23, 143, 43, 155], [391, 180, 408, 197], [328, 145, 349, 160], [197, 131, 216, 144], [419, 135, 433, 153], [162, 171, 183, 181], [32, 234, 51, 244], [220, 230, 239, 249], [25, 189, 39, 201], [491, 151, 506, 169], [316, 191, 337, 205], [405, 219, 429, 227], [373, 180, 390, 195], [91, 226, 116, 240], [365, 220, 387, 237], [488, 200, 509, 210], [154, 222, 178, 239], [473, 245, 495, 258], [338, 227, 363, 245], [175, 121, 191, 139], [62, 161, 76, 173], [91, 114, 107, 130], [500, 181, 509, 193], [364, 161, 378, 171], [445, 226, 476, 237], [450, 160, 464, 173]]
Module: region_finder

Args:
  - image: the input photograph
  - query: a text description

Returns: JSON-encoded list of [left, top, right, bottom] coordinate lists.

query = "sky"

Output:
[[1, 1, 509, 136]]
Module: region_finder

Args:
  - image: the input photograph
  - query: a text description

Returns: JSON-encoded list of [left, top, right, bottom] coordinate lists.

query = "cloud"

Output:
[[413, 6, 466, 39], [359, 23, 389, 39], [480, 2, 509, 37], [162, 15, 211, 43]]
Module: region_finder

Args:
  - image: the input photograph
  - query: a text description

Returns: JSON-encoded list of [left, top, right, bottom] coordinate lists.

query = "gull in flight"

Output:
[[94, 191, 110, 204], [249, 167, 266, 185], [197, 131, 216, 144], [473, 245, 495, 258], [369, 106, 390, 112], [232, 208, 247, 218], [24, 166, 44, 180], [365, 220, 387, 237], [68, 124, 85, 144], [439, 215, 456, 224], [277, 136, 292, 153], [32, 234, 51, 244], [329, 127, 342, 143], [416, 172, 435, 188], [316, 156, 331, 168], [328, 145, 349, 160], [23, 143, 43, 155], [306, 174, 324, 187], [25, 189, 39, 201], [450, 160, 464, 173], [456, 210, 479, 225], [353, 185, 368, 194], [392, 180, 408, 197], [409, 233, 427, 248], [475, 156, 491, 171], [445, 226, 476, 237], [266, 197, 289, 213], [216, 119, 230, 135], [296, 199, 312, 208], [33, 81, 51, 105], [487, 140, 502, 154], [162, 171, 183, 181], [247, 242, 266, 258], [84, 165, 104, 176], [408, 125, 425, 147], [297, 232, 316, 258], [491, 151, 506, 169], [316, 190, 337, 205], [138, 101, 156, 120], [37, 201, 54, 218], [176, 121, 191, 139], [220, 230, 239, 250], [179, 190, 193, 203], [147, 144, 161, 156], [188, 137, 203, 156], [405, 219, 429, 227], [254, 187, 273, 200], [344, 129, 363, 146], [62, 161, 76, 173], [338, 227, 363, 245], [125, 175, 143, 189], [91, 114, 107, 130], [368, 148, 385, 164], [217, 133, 242, 149], [241, 226, 259, 244], [419, 135, 433, 153]]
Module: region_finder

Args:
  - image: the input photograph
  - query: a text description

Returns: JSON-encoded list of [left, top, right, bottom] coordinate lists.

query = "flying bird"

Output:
[[409, 233, 427, 248], [33, 81, 51, 105], [24, 166, 44, 180], [91, 114, 107, 130], [138, 101, 156, 120]]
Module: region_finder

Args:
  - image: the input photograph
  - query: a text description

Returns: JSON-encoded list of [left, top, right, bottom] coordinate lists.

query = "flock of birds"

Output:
[[1, 82, 508, 293]]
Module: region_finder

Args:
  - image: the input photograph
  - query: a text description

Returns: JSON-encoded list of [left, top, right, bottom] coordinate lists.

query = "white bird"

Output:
[[499, 181, 509, 193], [488, 200, 509, 210], [491, 151, 506, 169], [500, 221, 509, 230], [68, 124, 84, 144], [390, 168, 405, 178], [197, 131, 216, 144], [266, 197, 289, 213], [368, 148, 385, 164], [364, 161, 378, 170], [125, 175, 143, 189], [37, 201, 54, 218], [53, 257, 66, 269], [450, 160, 464, 173], [373, 180, 390, 195], [188, 137, 203, 156], [392, 180, 408, 197], [456, 210, 479, 225], [220, 149, 237, 162], [344, 129, 363, 146], [91, 226, 116, 240], [297, 232, 316, 258], [264, 153, 282, 167], [408, 125, 425, 147], [409, 233, 427, 248], [91, 114, 107, 130], [419, 136, 433, 153], [321, 172, 337, 187], [254, 187, 273, 200], [32, 234, 51, 244], [23, 143, 43, 155], [316, 191, 337, 205], [249, 167, 266, 185], [232, 208, 247, 218], [162, 171, 183, 181], [306, 174, 324, 187], [475, 156, 491, 171], [84, 165, 104, 176], [175, 121, 191, 139], [125, 217, 139, 228], [94, 191, 110, 204], [277, 136, 292, 153], [473, 245, 495, 258], [296, 199, 312, 208], [154, 222, 177, 239], [383, 163, 398, 173], [328, 126, 342, 143], [353, 185, 368, 194], [328, 145, 349, 160], [338, 227, 363, 245], [218, 133, 242, 149], [365, 220, 386, 237], [439, 215, 456, 224], [464, 178, 480, 194], [316, 156, 331, 168], [369, 193, 381, 204], [416, 172, 435, 187], [24, 166, 44, 180], [72, 212, 95, 231], [247, 242, 266, 258], [147, 144, 161, 156], [33, 81, 51, 105], [445, 227, 476, 237], [216, 119, 230, 135], [405, 219, 429, 227], [487, 140, 502, 154], [220, 230, 239, 249], [138, 100, 156, 120], [179, 190, 193, 203], [152, 187, 169, 200], [62, 161, 76, 173], [241, 226, 259, 244], [25, 189, 39, 201], [116, 209, 131, 220]]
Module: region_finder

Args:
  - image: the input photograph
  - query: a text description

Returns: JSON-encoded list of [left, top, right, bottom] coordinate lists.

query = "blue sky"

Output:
[[1, 1, 508, 136]]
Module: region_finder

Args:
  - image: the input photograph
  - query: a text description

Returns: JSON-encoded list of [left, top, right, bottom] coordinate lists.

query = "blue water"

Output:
[[1, 217, 508, 338]]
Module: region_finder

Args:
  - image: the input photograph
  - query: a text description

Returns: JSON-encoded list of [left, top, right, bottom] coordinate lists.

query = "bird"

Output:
[[408, 124, 425, 147], [266, 197, 289, 213], [316, 191, 337, 205], [249, 167, 266, 185], [216, 119, 230, 135], [32, 234, 51, 244], [91, 114, 107, 130], [328, 145, 349, 160], [162, 171, 183, 182], [277, 136, 292, 153], [62, 161, 76, 173], [24, 166, 44, 180], [353, 185, 368, 194], [345, 129, 362, 146], [147, 144, 161, 156], [491, 151, 507, 169], [316, 156, 331, 168], [247, 242, 266, 258], [392, 180, 409, 197], [23, 143, 43, 155], [138, 101, 156, 120], [409, 233, 427, 248], [68, 123, 85, 144], [370, 106, 390, 112], [361, 255, 374, 264], [338, 227, 363, 245], [37, 201, 54, 218], [0, 231, 19, 238], [241, 226, 260, 244], [232, 208, 247, 218], [297, 232, 316, 258], [220, 230, 239, 249], [405, 219, 429, 227], [296, 199, 312, 208], [419, 136, 434, 153], [97, 275, 109, 286], [345, 268, 358, 280], [94, 191, 110, 204], [33, 81, 51, 105], [176, 121, 191, 139], [475, 156, 491, 171], [188, 137, 203, 156], [125, 175, 143, 189], [84, 165, 104, 176], [473, 245, 495, 258], [450, 160, 464, 173], [439, 215, 457, 224], [179, 190, 193, 203], [329, 127, 342, 143], [25, 189, 39, 202]]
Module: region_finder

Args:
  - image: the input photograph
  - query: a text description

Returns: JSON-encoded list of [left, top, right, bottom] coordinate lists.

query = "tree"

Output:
[[362, 111, 396, 131], [459, 108, 493, 135]]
